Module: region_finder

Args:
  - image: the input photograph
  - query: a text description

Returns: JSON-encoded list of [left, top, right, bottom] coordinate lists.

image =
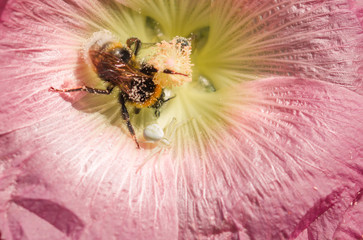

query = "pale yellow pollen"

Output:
[[147, 37, 193, 88]]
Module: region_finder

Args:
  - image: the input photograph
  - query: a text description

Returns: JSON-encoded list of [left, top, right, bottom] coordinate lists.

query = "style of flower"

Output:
[[0, 0, 362, 239]]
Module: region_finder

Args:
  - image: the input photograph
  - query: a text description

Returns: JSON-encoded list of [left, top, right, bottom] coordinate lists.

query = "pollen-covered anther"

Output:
[[147, 37, 193, 88]]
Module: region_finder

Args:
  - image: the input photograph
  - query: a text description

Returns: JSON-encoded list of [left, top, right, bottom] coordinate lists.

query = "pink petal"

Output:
[[348, 0, 363, 26], [0, 0, 87, 135], [334, 191, 363, 239], [177, 77, 363, 238], [0, 1, 7, 17], [0, 1, 179, 238], [201, 0, 363, 92], [2, 74, 362, 239], [302, 190, 362, 239], [1, 0, 363, 239], [0, 124, 179, 239]]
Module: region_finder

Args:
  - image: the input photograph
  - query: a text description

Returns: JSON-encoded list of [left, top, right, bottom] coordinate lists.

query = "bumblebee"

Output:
[[50, 36, 190, 148]]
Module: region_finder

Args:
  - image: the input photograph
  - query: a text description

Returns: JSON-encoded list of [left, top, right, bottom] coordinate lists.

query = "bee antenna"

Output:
[[163, 69, 188, 77]]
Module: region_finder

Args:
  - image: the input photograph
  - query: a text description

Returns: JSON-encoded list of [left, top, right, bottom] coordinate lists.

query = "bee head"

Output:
[[110, 47, 132, 63]]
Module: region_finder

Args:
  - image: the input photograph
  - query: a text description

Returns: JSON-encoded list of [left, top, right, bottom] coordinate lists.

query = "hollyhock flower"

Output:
[[1, 0, 363, 239]]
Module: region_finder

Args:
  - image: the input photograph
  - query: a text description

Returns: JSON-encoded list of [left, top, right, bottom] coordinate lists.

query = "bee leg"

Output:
[[126, 37, 141, 56], [119, 93, 140, 149], [134, 108, 141, 114], [49, 85, 115, 94], [152, 92, 176, 118], [163, 95, 176, 103], [154, 109, 161, 118], [153, 97, 175, 118]]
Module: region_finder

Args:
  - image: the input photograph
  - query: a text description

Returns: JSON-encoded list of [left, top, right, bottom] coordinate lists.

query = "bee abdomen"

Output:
[[128, 77, 155, 102], [128, 77, 162, 108]]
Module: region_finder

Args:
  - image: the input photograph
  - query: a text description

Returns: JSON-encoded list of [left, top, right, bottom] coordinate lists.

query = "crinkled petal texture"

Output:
[[2, 75, 363, 239], [348, 0, 363, 26], [194, 0, 363, 92], [177, 77, 363, 239], [1, 0, 363, 240]]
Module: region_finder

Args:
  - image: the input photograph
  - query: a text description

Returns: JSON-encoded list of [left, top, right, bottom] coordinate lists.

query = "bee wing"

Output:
[[91, 50, 153, 95], [113, 63, 152, 95]]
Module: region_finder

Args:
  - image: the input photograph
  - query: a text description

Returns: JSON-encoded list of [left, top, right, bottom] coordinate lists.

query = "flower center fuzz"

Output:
[[77, 2, 229, 149], [128, 28, 220, 147]]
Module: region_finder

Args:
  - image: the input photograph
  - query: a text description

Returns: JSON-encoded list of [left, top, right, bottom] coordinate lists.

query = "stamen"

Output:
[[146, 37, 193, 87]]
